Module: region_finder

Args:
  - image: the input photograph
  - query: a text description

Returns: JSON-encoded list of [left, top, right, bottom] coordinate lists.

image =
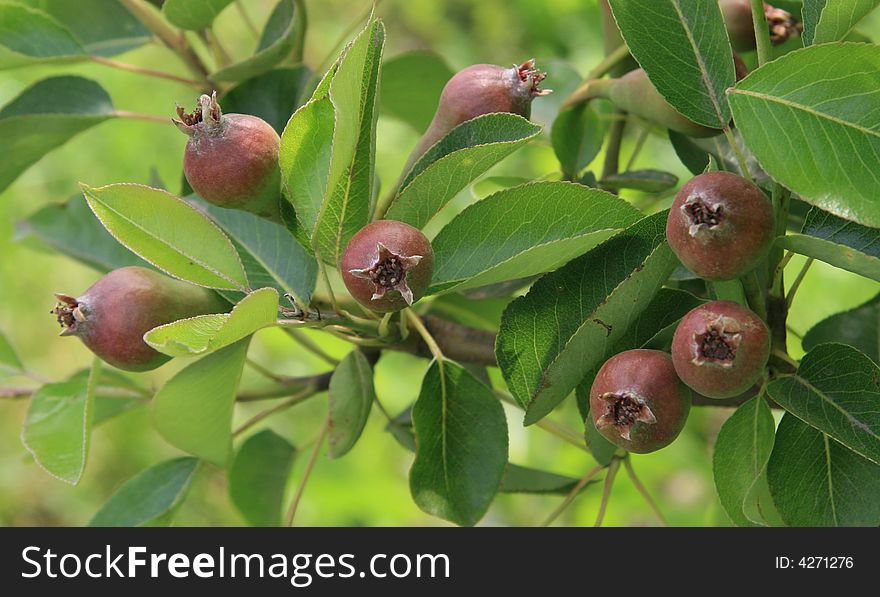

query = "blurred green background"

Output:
[[0, 0, 877, 527]]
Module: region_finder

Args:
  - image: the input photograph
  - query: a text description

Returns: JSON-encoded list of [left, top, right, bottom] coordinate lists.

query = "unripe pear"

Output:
[[52, 267, 228, 372], [175, 92, 282, 222]]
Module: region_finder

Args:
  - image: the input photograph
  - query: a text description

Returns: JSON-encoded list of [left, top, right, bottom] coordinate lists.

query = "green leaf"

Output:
[[729, 43, 880, 228], [327, 349, 375, 459], [162, 0, 234, 30], [669, 130, 712, 175], [82, 183, 248, 291], [430, 181, 642, 295], [0, 329, 23, 377], [146, 287, 278, 357], [153, 340, 250, 467], [380, 50, 453, 133], [496, 212, 680, 425], [600, 170, 680, 193], [88, 457, 199, 527], [280, 19, 384, 265], [500, 464, 588, 495], [0, 76, 113, 193], [221, 66, 311, 134], [17, 194, 149, 273], [803, 294, 879, 363], [91, 369, 149, 426], [19, 0, 150, 56], [410, 361, 508, 526], [229, 429, 296, 526], [768, 414, 880, 526], [552, 105, 605, 178], [712, 396, 776, 527], [607, 0, 735, 129], [211, 0, 305, 82], [22, 360, 99, 484], [574, 388, 618, 466], [766, 343, 880, 465], [777, 207, 880, 282], [711, 279, 747, 305], [0, 2, 84, 68], [804, 0, 880, 45], [385, 114, 543, 229], [203, 203, 317, 305]]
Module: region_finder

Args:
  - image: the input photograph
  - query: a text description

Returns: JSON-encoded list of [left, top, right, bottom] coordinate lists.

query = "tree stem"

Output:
[[594, 457, 621, 527], [786, 258, 814, 307], [540, 464, 605, 526], [749, 0, 773, 67], [90, 55, 203, 87], [623, 455, 668, 526], [286, 419, 330, 526]]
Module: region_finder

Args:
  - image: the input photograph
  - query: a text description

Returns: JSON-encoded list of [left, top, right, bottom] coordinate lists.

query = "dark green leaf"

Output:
[[385, 114, 543, 229], [380, 50, 453, 133], [496, 212, 680, 425], [669, 130, 711, 175], [500, 464, 589, 495], [552, 105, 605, 178], [607, 0, 735, 128], [410, 361, 508, 526], [162, 0, 234, 30], [17, 195, 149, 273], [729, 43, 880, 228], [211, 0, 305, 82], [221, 66, 311, 134], [0, 76, 114, 193], [229, 429, 296, 526], [768, 414, 880, 526], [0, 3, 84, 68], [327, 350, 375, 458], [430, 181, 642, 294], [713, 396, 776, 526], [766, 343, 880, 465], [803, 0, 880, 45], [88, 457, 199, 527], [803, 294, 879, 363], [777, 207, 880, 282]]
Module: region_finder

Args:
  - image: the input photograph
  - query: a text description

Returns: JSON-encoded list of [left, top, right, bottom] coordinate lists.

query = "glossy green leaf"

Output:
[[500, 464, 588, 495], [600, 170, 680, 193], [146, 287, 278, 357], [327, 349, 375, 458], [88, 457, 199, 527], [768, 414, 880, 526], [729, 43, 880, 228], [0, 76, 113, 193], [410, 361, 508, 526], [380, 50, 453, 133], [552, 104, 605, 178], [574, 392, 617, 466], [713, 396, 776, 527], [203, 203, 317, 304], [22, 360, 99, 484], [280, 20, 384, 265], [496, 212, 680, 425], [803, 294, 879, 363], [20, 0, 150, 56], [777, 207, 880, 282], [153, 340, 250, 467], [804, 0, 880, 45], [17, 194, 149, 273], [607, 0, 735, 128], [0, 2, 84, 68], [82, 183, 248, 291], [430, 181, 642, 294], [212, 0, 305, 82], [229, 429, 296, 526], [385, 114, 543, 229], [221, 66, 311, 134], [162, 0, 234, 30], [0, 330, 23, 377], [669, 130, 712, 175], [766, 343, 880, 465]]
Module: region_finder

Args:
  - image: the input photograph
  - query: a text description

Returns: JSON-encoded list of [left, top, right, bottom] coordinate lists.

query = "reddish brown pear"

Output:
[[341, 220, 434, 313], [175, 92, 281, 221], [590, 350, 691, 454], [52, 267, 228, 372]]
